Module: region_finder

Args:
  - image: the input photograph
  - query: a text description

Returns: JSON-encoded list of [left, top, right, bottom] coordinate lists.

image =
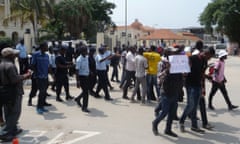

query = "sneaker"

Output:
[[37, 108, 44, 115], [191, 127, 205, 133], [164, 130, 178, 137], [229, 105, 238, 110], [179, 123, 185, 133], [202, 124, 214, 130], [152, 122, 159, 135], [42, 108, 49, 112]]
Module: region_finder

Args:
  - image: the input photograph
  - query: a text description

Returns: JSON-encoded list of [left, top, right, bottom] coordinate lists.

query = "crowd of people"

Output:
[[0, 39, 239, 141]]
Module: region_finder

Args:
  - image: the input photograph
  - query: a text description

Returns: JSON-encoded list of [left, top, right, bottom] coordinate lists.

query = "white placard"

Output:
[[168, 55, 190, 73]]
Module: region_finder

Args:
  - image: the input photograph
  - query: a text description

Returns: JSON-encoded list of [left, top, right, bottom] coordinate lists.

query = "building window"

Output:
[[0, 0, 4, 5], [121, 32, 126, 37], [128, 34, 131, 38]]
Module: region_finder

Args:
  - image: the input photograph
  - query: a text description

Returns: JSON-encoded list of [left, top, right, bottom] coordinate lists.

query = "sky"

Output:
[[107, 0, 212, 29]]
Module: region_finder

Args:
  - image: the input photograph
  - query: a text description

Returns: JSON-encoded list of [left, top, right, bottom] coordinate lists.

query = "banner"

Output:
[[168, 55, 190, 73]]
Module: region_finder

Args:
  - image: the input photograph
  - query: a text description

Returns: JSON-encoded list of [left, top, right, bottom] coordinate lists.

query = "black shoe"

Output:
[[46, 93, 51, 97], [75, 98, 82, 107], [0, 134, 14, 142], [89, 91, 96, 96], [12, 128, 23, 136], [51, 87, 56, 91], [174, 116, 180, 121], [152, 122, 158, 135], [229, 105, 238, 110], [66, 95, 74, 100], [94, 94, 102, 98], [44, 102, 52, 106], [164, 130, 178, 137], [116, 80, 120, 83], [202, 124, 214, 130], [191, 127, 205, 133], [122, 96, 129, 100], [109, 86, 114, 90], [56, 97, 64, 102], [28, 99, 32, 106], [82, 109, 90, 113], [111, 79, 115, 82], [208, 105, 215, 110], [105, 97, 113, 101]]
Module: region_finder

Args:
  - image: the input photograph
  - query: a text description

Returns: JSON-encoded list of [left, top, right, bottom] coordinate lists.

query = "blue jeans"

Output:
[[146, 74, 160, 100], [153, 94, 178, 131], [180, 86, 201, 128]]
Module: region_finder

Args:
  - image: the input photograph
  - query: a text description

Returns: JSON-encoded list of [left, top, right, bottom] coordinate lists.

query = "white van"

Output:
[[213, 43, 227, 57]]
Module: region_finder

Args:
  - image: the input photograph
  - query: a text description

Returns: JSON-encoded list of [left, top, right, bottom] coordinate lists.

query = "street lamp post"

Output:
[[125, 0, 127, 46]]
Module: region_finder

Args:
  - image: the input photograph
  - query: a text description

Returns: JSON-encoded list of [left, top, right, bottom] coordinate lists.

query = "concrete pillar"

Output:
[[97, 32, 104, 52], [24, 29, 32, 53]]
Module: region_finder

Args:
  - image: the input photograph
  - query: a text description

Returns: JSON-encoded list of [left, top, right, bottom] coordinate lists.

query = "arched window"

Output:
[[0, 31, 6, 37], [12, 32, 18, 44]]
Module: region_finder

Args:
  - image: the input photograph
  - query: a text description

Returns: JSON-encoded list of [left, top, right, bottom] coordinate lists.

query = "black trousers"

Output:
[[199, 96, 208, 126], [56, 74, 70, 98], [18, 58, 29, 74], [96, 70, 110, 99], [89, 73, 97, 92], [78, 76, 89, 110], [36, 78, 48, 109], [122, 70, 140, 98], [208, 81, 232, 108]]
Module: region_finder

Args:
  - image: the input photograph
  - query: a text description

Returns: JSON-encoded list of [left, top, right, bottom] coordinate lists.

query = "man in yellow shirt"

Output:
[[144, 45, 161, 101]]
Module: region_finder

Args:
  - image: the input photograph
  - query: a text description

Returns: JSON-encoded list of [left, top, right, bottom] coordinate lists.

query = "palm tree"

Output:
[[3, 0, 54, 43]]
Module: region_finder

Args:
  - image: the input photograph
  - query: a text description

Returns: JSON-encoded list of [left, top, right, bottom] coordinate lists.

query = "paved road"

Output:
[[1, 56, 240, 144]]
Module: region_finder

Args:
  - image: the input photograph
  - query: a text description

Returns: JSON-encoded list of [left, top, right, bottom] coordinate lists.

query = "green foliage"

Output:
[[0, 37, 14, 47], [199, 0, 240, 43], [52, 0, 116, 39]]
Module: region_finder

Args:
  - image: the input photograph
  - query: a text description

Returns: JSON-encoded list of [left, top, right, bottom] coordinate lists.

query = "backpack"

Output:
[[206, 63, 215, 81]]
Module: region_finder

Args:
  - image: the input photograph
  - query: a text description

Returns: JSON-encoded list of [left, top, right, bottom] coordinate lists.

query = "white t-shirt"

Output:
[[125, 51, 136, 71]]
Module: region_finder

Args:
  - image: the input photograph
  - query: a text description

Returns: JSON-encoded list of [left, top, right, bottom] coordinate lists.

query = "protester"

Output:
[[16, 39, 29, 74], [110, 47, 121, 82], [75, 47, 90, 113], [152, 47, 182, 137], [130, 47, 148, 103], [208, 50, 238, 110], [0, 47, 31, 142], [31, 42, 52, 114], [143, 45, 161, 101], [179, 46, 215, 133], [95, 47, 113, 100], [55, 45, 74, 102], [122, 46, 140, 100], [88, 46, 97, 97]]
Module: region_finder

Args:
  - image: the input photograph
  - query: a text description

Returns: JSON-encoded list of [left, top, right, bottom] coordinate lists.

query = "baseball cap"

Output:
[[1, 47, 20, 57], [218, 50, 228, 58]]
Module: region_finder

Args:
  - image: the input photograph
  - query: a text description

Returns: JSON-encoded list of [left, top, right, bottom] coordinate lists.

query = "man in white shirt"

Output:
[[122, 46, 140, 99]]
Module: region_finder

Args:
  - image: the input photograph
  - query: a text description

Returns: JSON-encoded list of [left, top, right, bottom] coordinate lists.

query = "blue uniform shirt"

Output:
[[31, 51, 49, 79], [76, 55, 89, 76], [16, 43, 27, 58], [95, 54, 107, 70]]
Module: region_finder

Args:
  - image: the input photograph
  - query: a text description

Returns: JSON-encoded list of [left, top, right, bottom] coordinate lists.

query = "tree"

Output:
[[53, 0, 115, 39], [199, 0, 240, 44], [3, 0, 54, 43]]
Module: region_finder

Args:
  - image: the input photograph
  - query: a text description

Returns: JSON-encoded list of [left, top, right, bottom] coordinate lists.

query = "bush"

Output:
[[0, 37, 14, 48]]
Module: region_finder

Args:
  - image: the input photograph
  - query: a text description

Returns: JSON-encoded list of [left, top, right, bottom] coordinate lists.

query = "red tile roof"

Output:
[[178, 32, 202, 41], [140, 29, 185, 40]]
